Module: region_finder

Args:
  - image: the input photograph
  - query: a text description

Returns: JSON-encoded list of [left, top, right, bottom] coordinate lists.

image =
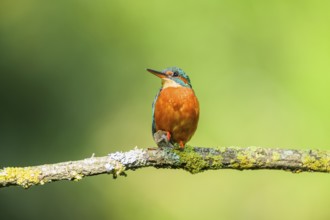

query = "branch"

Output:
[[1, 145, 330, 189]]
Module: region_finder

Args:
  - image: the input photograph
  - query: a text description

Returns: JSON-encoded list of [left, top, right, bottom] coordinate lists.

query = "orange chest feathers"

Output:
[[154, 87, 199, 144]]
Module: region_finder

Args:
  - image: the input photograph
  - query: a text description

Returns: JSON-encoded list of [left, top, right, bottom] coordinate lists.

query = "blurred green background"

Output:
[[1, 0, 330, 219]]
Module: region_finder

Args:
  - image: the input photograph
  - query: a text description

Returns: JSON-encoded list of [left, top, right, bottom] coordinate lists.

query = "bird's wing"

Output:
[[152, 88, 162, 135]]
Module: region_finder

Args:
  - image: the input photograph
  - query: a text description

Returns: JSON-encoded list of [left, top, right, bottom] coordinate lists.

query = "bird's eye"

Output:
[[173, 71, 179, 77]]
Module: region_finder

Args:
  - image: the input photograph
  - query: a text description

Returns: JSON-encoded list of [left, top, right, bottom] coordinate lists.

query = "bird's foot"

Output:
[[153, 130, 174, 148]]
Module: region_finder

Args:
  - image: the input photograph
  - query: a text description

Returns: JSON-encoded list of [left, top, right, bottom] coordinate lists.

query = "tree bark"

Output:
[[1, 146, 329, 189]]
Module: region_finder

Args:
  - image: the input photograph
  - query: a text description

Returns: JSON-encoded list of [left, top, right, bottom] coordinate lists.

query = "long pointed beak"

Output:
[[146, 68, 167, 78]]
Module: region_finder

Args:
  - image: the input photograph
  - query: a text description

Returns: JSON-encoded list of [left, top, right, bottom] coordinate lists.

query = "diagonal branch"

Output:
[[1, 145, 330, 189]]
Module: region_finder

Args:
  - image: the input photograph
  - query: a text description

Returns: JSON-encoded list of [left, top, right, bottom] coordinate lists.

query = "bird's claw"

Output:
[[153, 130, 175, 148]]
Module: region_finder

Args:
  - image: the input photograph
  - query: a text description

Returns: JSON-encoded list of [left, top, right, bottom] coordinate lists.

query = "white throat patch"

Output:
[[161, 78, 182, 88]]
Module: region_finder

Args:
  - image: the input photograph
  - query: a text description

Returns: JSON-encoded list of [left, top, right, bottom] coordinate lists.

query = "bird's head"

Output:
[[147, 67, 192, 88]]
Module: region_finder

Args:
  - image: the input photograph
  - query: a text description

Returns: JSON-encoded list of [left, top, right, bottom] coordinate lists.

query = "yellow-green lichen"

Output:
[[302, 152, 330, 172], [70, 171, 84, 182], [272, 152, 281, 161], [113, 162, 126, 178], [175, 145, 223, 174], [231, 152, 256, 169], [207, 154, 223, 169], [0, 167, 41, 188]]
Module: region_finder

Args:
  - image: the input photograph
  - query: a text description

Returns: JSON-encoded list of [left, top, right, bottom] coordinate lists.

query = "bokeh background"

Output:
[[1, 0, 330, 219]]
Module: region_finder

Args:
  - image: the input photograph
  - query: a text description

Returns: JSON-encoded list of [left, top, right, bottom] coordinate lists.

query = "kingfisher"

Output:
[[147, 67, 199, 149]]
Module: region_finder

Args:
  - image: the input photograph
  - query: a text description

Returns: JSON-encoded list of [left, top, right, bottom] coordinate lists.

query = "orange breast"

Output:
[[154, 87, 199, 145]]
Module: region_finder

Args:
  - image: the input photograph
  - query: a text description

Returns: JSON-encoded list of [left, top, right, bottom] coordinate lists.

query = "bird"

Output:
[[147, 67, 199, 149]]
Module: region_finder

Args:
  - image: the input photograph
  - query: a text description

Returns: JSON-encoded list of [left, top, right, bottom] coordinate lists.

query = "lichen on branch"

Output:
[[1, 145, 330, 189]]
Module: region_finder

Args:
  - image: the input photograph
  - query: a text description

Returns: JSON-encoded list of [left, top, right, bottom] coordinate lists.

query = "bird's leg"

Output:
[[153, 130, 174, 148], [166, 131, 171, 142], [179, 141, 185, 149]]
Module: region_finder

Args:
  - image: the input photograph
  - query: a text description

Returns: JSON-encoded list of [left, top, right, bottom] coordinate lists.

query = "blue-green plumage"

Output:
[[151, 88, 162, 135], [164, 67, 192, 88]]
